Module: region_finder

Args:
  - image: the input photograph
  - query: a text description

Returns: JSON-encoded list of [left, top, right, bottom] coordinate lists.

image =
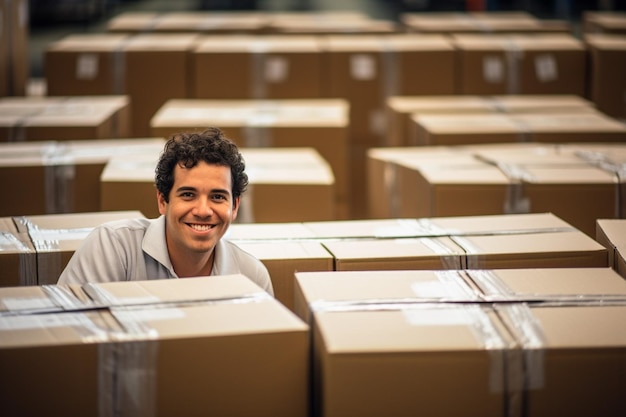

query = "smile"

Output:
[[189, 223, 215, 231]]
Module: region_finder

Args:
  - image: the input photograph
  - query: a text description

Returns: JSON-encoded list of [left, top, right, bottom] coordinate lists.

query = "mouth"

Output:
[[187, 223, 216, 232]]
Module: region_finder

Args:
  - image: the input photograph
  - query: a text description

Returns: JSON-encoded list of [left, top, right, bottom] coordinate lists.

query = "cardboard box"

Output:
[[232, 240, 334, 312], [293, 269, 481, 323], [585, 34, 626, 120], [0, 292, 310, 417], [150, 98, 350, 219], [385, 95, 596, 147], [452, 34, 586, 96], [193, 35, 324, 99], [0, 96, 131, 141], [45, 34, 131, 96], [0, 217, 36, 287], [0, 0, 29, 97], [321, 237, 465, 271], [452, 230, 608, 269], [226, 221, 317, 241], [496, 303, 626, 417], [302, 218, 424, 239], [13, 211, 145, 285], [466, 267, 626, 302], [583, 11, 626, 35], [0, 138, 164, 216], [312, 303, 513, 417]]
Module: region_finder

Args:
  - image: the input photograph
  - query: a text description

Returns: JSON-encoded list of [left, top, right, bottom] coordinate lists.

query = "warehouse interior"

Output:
[[2, 0, 626, 416]]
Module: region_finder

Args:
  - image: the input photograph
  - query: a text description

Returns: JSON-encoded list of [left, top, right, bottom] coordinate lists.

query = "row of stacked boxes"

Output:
[[18, 11, 624, 219], [1, 210, 625, 313], [2, 212, 626, 416]]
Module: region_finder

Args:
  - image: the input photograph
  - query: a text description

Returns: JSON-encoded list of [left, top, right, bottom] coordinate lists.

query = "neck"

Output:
[[171, 250, 215, 278]]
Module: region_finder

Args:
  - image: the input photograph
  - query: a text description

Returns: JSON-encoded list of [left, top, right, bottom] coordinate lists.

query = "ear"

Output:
[[231, 196, 240, 220], [157, 190, 168, 215]]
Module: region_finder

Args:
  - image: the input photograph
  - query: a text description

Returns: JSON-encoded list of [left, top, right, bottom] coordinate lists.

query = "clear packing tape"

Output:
[[0, 293, 272, 417]]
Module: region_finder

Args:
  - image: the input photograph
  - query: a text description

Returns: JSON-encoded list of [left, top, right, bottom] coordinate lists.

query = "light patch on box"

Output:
[[113, 307, 186, 323], [351, 54, 376, 80], [410, 281, 451, 298], [76, 54, 99, 80], [265, 56, 288, 83], [2, 297, 56, 312], [483, 56, 504, 83], [403, 308, 474, 326], [535, 54, 558, 82]]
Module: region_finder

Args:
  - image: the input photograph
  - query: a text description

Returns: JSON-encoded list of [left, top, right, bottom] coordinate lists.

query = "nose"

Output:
[[193, 196, 214, 217]]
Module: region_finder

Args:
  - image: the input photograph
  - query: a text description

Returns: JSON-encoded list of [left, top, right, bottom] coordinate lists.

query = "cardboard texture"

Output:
[[596, 218, 626, 275], [0, 139, 164, 216], [312, 304, 513, 417], [496, 304, 626, 417], [0, 293, 310, 417], [0, 96, 131, 141], [0, 282, 85, 314]]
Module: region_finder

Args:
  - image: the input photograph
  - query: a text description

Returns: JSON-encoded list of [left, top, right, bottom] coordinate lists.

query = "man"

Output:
[[58, 127, 273, 295]]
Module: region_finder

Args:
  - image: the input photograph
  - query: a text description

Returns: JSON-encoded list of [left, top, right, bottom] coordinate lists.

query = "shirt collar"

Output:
[[143, 216, 176, 275]]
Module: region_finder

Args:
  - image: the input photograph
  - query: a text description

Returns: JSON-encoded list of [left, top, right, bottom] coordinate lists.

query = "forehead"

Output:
[[173, 161, 232, 187]]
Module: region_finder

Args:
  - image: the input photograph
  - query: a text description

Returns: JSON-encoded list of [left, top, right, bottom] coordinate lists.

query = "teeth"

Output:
[[190, 224, 212, 231]]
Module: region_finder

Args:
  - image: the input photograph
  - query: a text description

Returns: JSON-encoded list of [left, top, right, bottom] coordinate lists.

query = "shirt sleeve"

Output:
[[57, 224, 129, 286]]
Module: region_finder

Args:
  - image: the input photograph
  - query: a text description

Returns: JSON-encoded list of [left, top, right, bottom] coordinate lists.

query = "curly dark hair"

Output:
[[155, 127, 248, 203]]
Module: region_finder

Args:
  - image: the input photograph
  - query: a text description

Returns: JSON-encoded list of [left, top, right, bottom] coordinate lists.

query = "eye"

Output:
[[212, 193, 227, 201], [179, 191, 195, 199]]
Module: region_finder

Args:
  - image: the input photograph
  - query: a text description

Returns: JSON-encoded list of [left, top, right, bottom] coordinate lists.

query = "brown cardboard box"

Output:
[[312, 303, 514, 417], [395, 162, 511, 218], [0, 96, 131, 141], [100, 153, 161, 218], [585, 34, 626, 120], [452, 230, 608, 269], [496, 304, 626, 417], [122, 33, 200, 137], [293, 269, 481, 323], [0, 292, 310, 417], [105, 11, 161, 33], [45, 34, 131, 96], [13, 211, 145, 285], [232, 241, 334, 312], [0, 217, 36, 287], [150, 98, 350, 219], [453, 34, 586, 96], [386, 95, 596, 147], [0, 139, 164, 216], [239, 147, 336, 222], [193, 35, 324, 99], [466, 267, 626, 302], [321, 237, 465, 271]]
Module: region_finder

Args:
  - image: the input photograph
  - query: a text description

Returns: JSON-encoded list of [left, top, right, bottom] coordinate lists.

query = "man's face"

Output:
[[158, 160, 239, 261]]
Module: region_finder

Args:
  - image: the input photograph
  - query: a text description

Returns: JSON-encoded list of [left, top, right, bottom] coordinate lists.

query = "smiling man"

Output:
[[57, 127, 273, 295]]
